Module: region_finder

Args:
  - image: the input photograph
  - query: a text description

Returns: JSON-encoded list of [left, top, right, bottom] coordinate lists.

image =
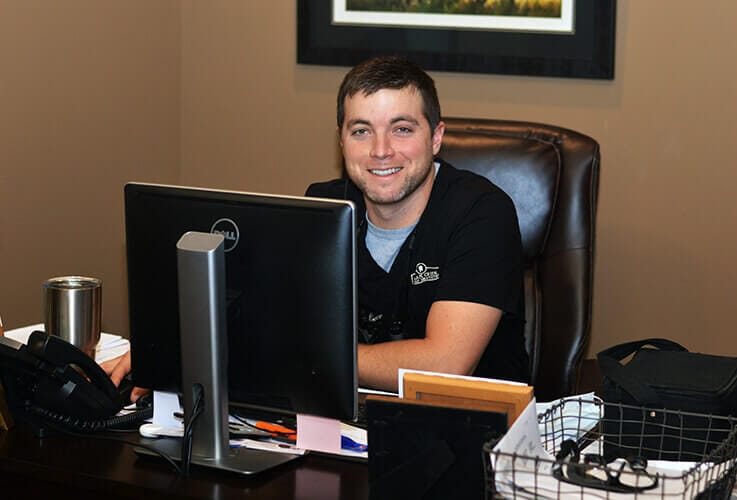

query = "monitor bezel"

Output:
[[124, 182, 358, 421]]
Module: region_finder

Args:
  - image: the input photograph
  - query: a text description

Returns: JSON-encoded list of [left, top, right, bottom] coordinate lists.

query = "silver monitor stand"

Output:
[[136, 231, 300, 475]]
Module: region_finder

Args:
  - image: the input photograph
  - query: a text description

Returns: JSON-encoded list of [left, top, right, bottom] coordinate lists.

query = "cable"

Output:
[[180, 383, 204, 477], [27, 404, 153, 433]]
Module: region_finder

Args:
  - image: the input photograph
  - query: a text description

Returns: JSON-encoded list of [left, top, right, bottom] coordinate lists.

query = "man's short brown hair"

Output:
[[336, 56, 442, 131]]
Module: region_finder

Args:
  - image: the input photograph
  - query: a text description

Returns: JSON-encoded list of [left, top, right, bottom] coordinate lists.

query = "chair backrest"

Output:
[[440, 117, 600, 401]]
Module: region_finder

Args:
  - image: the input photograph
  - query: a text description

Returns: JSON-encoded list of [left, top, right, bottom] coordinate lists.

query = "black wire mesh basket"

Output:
[[484, 397, 737, 499]]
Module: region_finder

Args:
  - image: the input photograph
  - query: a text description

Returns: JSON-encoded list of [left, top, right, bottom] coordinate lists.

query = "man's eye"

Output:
[[351, 129, 368, 137], [395, 126, 413, 134]]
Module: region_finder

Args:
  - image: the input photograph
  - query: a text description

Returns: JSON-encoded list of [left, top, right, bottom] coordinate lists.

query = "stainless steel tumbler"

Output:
[[43, 276, 102, 358]]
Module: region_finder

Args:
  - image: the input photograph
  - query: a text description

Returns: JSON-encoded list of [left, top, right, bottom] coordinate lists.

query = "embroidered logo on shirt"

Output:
[[410, 262, 440, 285]]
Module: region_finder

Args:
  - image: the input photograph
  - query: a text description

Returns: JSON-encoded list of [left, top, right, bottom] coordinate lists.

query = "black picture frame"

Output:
[[297, 0, 616, 80]]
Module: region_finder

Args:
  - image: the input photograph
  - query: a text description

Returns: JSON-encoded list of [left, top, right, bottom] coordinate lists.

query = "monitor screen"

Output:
[[124, 182, 357, 420]]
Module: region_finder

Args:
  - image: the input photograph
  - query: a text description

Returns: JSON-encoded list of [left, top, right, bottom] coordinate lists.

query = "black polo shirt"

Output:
[[306, 160, 529, 383]]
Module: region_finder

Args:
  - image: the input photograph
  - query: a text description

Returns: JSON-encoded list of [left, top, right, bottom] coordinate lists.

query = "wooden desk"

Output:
[[0, 365, 602, 499], [0, 424, 368, 499]]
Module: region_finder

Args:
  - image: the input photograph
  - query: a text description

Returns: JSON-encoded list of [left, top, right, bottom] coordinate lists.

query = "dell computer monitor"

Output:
[[124, 182, 357, 421]]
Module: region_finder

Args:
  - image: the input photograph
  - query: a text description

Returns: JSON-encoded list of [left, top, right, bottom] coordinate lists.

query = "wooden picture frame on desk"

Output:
[[400, 371, 533, 425]]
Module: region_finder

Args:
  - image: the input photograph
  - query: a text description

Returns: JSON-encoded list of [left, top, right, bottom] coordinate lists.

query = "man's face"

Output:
[[339, 87, 444, 221]]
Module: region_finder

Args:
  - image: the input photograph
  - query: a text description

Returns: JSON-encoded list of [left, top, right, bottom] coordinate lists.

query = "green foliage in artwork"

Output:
[[345, 0, 562, 17]]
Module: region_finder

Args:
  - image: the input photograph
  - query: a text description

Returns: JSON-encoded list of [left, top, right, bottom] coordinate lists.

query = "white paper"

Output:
[[536, 393, 602, 445], [4, 323, 130, 364], [493, 397, 551, 461], [152, 390, 183, 430], [4, 323, 50, 344], [230, 438, 306, 455], [357, 386, 398, 397]]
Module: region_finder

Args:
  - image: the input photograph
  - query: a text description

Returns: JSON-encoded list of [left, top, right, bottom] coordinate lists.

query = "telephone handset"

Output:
[[0, 330, 149, 431]]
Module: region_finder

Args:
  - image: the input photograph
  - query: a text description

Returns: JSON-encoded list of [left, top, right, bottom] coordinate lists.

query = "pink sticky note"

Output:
[[296, 414, 342, 453]]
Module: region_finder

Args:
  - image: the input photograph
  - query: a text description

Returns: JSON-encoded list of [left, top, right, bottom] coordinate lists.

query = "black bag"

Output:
[[598, 338, 737, 461]]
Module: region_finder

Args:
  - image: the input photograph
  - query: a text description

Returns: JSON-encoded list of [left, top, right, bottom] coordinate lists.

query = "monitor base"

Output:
[[135, 437, 301, 476]]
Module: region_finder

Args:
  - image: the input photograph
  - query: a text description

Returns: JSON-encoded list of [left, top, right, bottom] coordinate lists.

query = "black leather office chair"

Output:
[[440, 117, 600, 402]]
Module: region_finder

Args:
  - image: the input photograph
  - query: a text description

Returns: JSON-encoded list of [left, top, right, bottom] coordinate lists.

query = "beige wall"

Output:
[[2, 1, 736, 361], [0, 1, 180, 333]]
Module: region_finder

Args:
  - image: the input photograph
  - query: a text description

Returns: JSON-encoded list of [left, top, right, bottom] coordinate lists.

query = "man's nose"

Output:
[[370, 134, 394, 159]]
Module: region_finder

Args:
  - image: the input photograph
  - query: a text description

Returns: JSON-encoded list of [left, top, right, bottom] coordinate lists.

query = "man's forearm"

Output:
[[357, 301, 502, 392], [357, 338, 472, 392]]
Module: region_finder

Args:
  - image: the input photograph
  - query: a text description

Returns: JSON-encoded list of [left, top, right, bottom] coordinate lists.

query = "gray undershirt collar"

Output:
[[365, 162, 440, 271]]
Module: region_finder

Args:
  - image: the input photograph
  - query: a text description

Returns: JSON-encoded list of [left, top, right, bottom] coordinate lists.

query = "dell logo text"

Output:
[[210, 218, 240, 252]]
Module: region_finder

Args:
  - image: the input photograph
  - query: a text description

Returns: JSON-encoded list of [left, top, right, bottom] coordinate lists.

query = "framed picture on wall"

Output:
[[297, 0, 616, 80]]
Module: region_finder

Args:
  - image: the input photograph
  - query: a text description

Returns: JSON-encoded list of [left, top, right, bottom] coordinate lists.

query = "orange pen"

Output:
[[253, 421, 297, 440]]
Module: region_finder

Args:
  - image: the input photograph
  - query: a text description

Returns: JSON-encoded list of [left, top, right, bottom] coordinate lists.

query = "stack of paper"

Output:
[[4, 323, 130, 364]]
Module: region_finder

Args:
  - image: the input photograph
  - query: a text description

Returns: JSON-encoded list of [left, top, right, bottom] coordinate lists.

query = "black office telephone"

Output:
[[0, 330, 150, 432]]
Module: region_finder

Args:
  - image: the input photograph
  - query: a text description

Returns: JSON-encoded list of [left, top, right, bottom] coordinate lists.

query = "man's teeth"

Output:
[[370, 167, 401, 176]]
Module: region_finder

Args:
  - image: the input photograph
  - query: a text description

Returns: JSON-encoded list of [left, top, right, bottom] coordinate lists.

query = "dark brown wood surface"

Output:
[[0, 423, 368, 499]]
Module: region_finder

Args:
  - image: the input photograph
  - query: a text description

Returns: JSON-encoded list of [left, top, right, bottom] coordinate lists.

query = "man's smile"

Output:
[[369, 167, 402, 176]]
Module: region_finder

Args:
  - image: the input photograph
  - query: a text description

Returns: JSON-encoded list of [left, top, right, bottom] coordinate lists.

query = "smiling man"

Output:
[[306, 56, 529, 392]]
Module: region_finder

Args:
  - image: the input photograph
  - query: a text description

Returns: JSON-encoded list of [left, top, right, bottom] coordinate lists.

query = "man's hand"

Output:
[[100, 351, 148, 403], [100, 351, 131, 386]]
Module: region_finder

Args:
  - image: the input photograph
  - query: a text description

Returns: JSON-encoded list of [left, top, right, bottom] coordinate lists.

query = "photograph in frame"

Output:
[[297, 0, 616, 80], [333, 0, 573, 34]]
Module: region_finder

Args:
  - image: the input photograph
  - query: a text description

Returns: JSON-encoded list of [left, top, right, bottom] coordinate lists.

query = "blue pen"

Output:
[[341, 435, 368, 452]]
